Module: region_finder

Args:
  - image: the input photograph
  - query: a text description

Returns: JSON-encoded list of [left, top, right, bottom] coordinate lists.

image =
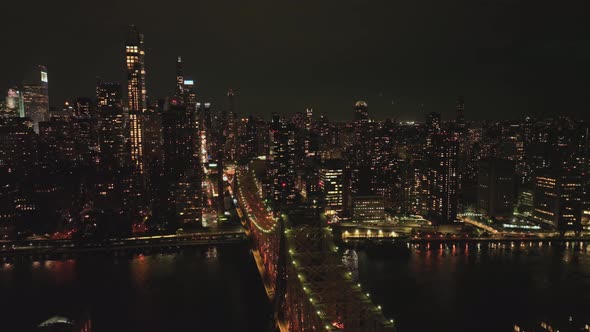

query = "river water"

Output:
[[346, 241, 590, 332], [1, 241, 589, 331], [0, 244, 273, 332]]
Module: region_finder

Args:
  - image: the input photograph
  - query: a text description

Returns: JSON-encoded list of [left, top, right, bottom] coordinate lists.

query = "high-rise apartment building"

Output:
[[428, 134, 459, 224], [0, 118, 36, 176], [126, 25, 147, 175], [161, 100, 201, 227], [96, 81, 126, 169], [269, 113, 296, 211], [353, 101, 369, 150]]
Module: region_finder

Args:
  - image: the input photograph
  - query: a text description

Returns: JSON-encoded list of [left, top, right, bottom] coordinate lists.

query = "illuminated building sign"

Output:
[[183, 79, 194, 85], [41, 71, 48, 83]]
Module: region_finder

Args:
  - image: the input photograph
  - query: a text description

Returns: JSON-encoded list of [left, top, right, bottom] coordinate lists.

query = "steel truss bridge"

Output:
[[236, 166, 396, 332]]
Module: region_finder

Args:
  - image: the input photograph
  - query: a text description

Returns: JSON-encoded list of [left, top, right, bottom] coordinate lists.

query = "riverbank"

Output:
[[0, 227, 246, 258]]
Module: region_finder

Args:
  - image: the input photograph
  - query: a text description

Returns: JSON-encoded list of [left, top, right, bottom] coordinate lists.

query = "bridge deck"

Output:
[[285, 226, 396, 331], [236, 166, 277, 232], [236, 165, 396, 331]]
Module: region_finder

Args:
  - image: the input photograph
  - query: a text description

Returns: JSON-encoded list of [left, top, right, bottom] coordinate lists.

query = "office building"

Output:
[[352, 195, 385, 223], [4, 88, 25, 118], [477, 159, 516, 218], [319, 159, 344, 215], [533, 169, 582, 232], [23, 65, 49, 133]]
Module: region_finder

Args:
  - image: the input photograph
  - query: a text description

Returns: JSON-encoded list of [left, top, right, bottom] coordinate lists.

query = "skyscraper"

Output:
[[428, 134, 459, 224], [161, 99, 202, 228], [126, 25, 147, 175], [425, 112, 441, 150], [319, 159, 344, 216], [353, 101, 369, 145], [4, 88, 25, 118], [456, 96, 465, 127], [350, 101, 374, 197], [183, 78, 196, 108], [223, 89, 238, 163], [96, 81, 126, 169], [0, 117, 36, 176], [305, 108, 313, 131], [269, 113, 296, 211], [477, 158, 516, 218], [239, 115, 257, 162], [533, 169, 582, 233], [38, 107, 76, 170], [23, 65, 49, 133], [175, 56, 184, 99]]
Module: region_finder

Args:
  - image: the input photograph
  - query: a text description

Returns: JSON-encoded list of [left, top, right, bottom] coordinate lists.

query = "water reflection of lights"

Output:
[[131, 253, 150, 287], [206, 246, 218, 259]]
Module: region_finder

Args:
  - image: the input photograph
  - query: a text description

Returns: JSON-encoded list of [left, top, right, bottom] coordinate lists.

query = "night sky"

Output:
[[1, 0, 588, 121]]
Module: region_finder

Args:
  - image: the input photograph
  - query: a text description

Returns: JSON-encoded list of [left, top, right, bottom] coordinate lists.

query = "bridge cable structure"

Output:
[[236, 166, 396, 332]]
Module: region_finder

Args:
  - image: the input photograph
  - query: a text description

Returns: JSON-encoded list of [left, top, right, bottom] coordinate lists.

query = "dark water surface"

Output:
[[2, 241, 589, 332], [0, 244, 272, 332], [350, 241, 590, 332]]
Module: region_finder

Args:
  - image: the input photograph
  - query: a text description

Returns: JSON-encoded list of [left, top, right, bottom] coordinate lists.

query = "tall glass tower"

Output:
[[126, 25, 147, 174], [23, 65, 49, 133]]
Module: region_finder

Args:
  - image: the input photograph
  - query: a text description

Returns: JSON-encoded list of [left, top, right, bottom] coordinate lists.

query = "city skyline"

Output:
[[1, 4, 589, 332], [1, 0, 589, 121]]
